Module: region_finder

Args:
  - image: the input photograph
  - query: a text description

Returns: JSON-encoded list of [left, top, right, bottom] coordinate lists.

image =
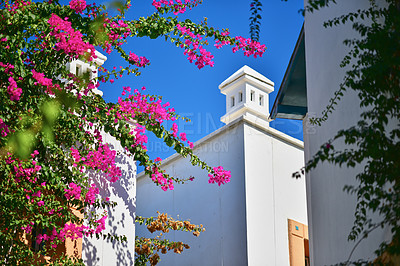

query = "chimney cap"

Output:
[[219, 65, 274, 94]]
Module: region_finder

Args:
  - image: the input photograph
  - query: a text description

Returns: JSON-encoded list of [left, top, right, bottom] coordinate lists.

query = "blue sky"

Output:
[[98, 0, 304, 162]]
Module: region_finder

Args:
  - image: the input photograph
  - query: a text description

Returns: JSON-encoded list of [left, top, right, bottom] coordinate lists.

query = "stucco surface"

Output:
[[303, 0, 391, 264]]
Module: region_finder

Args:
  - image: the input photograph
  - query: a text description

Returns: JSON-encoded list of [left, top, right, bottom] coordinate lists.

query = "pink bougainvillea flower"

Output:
[[69, 0, 87, 13], [64, 182, 82, 200], [85, 183, 99, 204], [32, 69, 55, 94], [128, 52, 149, 67], [61, 222, 88, 241], [188, 141, 194, 149], [208, 166, 231, 186], [48, 14, 96, 61], [31, 150, 39, 158], [179, 132, 187, 141], [172, 123, 178, 138], [0, 119, 10, 137], [7, 76, 22, 101], [95, 215, 107, 234]]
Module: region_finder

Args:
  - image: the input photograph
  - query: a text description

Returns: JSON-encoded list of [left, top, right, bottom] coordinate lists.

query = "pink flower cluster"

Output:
[[64, 182, 82, 200], [4, 0, 31, 14], [117, 87, 176, 125], [70, 145, 122, 182], [32, 70, 52, 88], [35, 213, 108, 248], [208, 166, 231, 186], [48, 14, 96, 61], [191, 47, 214, 69], [188, 141, 194, 149], [150, 166, 174, 191], [128, 52, 150, 67], [95, 215, 107, 234], [0, 119, 10, 137], [214, 31, 231, 49], [70, 147, 81, 163], [31, 69, 59, 94], [118, 89, 196, 152], [87, 145, 121, 182], [7, 151, 42, 183], [232, 36, 266, 58], [6, 77, 22, 101], [179, 132, 187, 141], [0, 62, 15, 75], [177, 24, 214, 69], [21, 222, 34, 234], [24, 185, 45, 207], [121, 86, 131, 96], [61, 217, 106, 241], [152, 0, 198, 15], [0, 61, 22, 101], [61, 223, 86, 241], [172, 123, 178, 138], [69, 0, 87, 13], [214, 32, 266, 58], [36, 222, 87, 248], [36, 227, 60, 248], [131, 124, 148, 150], [170, 123, 192, 148], [30, 182, 105, 247], [102, 18, 132, 54], [85, 183, 99, 204]]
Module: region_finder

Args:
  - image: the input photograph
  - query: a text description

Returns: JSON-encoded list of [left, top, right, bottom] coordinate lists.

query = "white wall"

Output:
[[303, 0, 390, 264], [136, 117, 306, 265], [136, 122, 248, 266], [82, 133, 136, 266], [243, 122, 306, 266]]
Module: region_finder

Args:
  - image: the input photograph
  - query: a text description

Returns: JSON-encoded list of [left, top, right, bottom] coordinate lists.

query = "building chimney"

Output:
[[66, 50, 107, 96], [219, 65, 274, 127]]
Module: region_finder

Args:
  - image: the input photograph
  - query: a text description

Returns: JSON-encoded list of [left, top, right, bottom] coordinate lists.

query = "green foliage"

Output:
[[0, 0, 241, 264], [249, 0, 262, 41], [300, 0, 337, 16]]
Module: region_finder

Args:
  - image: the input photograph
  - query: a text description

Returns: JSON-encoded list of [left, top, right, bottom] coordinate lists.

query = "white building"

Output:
[[66, 53, 137, 265], [137, 66, 308, 265], [270, 1, 393, 264]]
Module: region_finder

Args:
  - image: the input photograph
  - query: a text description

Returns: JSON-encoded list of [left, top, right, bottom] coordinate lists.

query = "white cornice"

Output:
[[220, 104, 269, 125], [219, 65, 274, 95]]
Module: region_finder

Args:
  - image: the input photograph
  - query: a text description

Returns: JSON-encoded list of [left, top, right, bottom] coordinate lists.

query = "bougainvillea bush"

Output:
[[0, 0, 265, 264]]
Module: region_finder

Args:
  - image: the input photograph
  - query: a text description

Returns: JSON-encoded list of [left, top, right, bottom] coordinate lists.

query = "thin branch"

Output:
[[344, 222, 383, 265]]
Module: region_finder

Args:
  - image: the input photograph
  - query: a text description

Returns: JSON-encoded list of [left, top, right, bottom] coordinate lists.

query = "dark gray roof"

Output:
[[269, 25, 307, 120]]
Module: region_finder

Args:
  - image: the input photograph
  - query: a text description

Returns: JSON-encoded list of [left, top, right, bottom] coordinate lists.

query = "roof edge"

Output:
[[137, 116, 303, 180], [269, 24, 305, 121]]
